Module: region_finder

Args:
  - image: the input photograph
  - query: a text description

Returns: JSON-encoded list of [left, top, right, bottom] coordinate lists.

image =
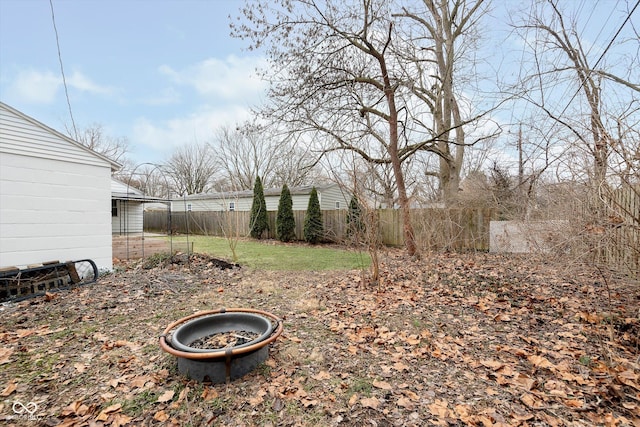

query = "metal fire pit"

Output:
[[159, 308, 283, 383]]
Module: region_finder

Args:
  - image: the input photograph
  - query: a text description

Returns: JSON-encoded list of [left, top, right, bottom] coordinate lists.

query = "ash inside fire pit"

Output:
[[171, 312, 275, 354], [189, 330, 260, 349]]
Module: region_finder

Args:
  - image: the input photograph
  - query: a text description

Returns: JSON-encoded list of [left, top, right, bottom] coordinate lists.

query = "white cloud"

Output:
[[8, 69, 59, 104], [131, 104, 254, 161], [127, 55, 269, 163], [159, 55, 267, 100], [67, 70, 115, 95], [6, 68, 115, 104]]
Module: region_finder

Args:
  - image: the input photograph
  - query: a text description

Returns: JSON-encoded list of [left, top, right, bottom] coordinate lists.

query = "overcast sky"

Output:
[[1, 0, 636, 168]]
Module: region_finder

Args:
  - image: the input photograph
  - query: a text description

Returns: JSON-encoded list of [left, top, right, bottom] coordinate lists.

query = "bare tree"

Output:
[[233, 0, 502, 256], [213, 122, 320, 191], [513, 0, 640, 190], [66, 122, 130, 166], [127, 164, 174, 198], [165, 142, 218, 196], [395, 0, 500, 202], [234, 0, 422, 254]]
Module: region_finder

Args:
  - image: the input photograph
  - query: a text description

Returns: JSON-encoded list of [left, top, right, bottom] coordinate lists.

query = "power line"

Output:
[[553, 0, 640, 121], [49, 0, 78, 140], [515, 0, 638, 158], [530, 0, 619, 139]]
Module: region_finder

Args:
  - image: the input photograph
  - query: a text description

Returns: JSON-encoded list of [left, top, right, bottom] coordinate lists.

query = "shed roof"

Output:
[[111, 178, 169, 203]]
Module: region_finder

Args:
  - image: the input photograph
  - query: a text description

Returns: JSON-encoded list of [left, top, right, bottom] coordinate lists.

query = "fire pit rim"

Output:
[[159, 308, 283, 360], [170, 312, 275, 353]]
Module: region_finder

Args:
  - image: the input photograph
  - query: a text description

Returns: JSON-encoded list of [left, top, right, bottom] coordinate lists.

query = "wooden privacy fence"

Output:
[[144, 208, 495, 251], [593, 184, 639, 278]]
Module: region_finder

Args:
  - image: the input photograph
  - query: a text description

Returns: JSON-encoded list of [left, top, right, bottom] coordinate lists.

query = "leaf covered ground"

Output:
[[0, 250, 638, 426]]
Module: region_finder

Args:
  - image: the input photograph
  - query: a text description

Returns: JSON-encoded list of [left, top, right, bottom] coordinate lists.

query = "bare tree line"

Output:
[[69, 0, 638, 259]]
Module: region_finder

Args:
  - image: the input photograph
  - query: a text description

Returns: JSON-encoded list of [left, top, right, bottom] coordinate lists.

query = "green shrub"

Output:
[[303, 187, 323, 244], [276, 184, 296, 242], [249, 176, 269, 239]]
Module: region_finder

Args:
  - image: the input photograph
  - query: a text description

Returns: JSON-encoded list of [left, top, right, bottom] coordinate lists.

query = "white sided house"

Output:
[[111, 178, 168, 235], [0, 102, 119, 271], [172, 184, 350, 212]]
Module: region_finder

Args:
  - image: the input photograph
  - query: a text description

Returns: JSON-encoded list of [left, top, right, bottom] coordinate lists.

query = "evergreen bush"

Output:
[[249, 176, 269, 239], [276, 184, 296, 242], [303, 187, 323, 244]]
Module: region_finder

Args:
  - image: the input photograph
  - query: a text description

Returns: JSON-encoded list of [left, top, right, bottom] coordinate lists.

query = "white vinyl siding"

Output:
[[0, 103, 116, 271], [290, 194, 312, 211], [0, 153, 113, 270], [110, 179, 145, 234], [111, 200, 144, 234], [0, 107, 112, 168], [172, 185, 350, 212]]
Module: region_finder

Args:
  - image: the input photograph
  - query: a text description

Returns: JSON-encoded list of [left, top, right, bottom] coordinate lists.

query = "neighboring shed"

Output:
[[0, 102, 119, 271], [111, 178, 168, 235], [172, 184, 351, 212]]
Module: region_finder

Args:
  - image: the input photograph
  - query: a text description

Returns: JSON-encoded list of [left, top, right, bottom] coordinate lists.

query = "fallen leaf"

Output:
[[312, 371, 331, 381], [96, 403, 122, 421], [0, 347, 13, 364], [528, 355, 554, 369], [512, 374, 536, 391], [103, 403, 122, 413], [60, 401, 84, 417], [480, 360, 504, 370], [348, 393, 359, 406], [1, 379, 16, 396], [617, 370, 639, 390], [428, 399, 450, 418], [201, 387, 218, 402], [93, 332, 109, 342], [397, 397, 415, 408], [248, 395, 264, 406], [402, 389, 420, 401], [392, 361, 410, 372], [130, 375, 154, 389], [157, 390, 175, 403], [455, 404, 474, 423], [563, 399, 584, 408], [154, 410, 169, 422], [520, 393, 543, 409], [485, 387, 499, 396], [16, 329, 36, 338], [372, 379, 393, 390], [360, 397, 380, 409], [404, 335, 421, 345], [301, 398, 318, 407], [111, 413, 132, 427]]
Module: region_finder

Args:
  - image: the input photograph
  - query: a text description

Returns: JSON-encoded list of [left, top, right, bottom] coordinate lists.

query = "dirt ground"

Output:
[[0, 249, 638, 426]]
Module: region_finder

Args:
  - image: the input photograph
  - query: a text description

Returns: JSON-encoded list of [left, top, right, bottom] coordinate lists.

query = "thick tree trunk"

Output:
[[381, 48, 417, 256]]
